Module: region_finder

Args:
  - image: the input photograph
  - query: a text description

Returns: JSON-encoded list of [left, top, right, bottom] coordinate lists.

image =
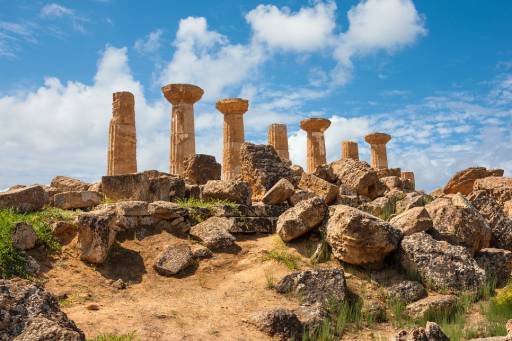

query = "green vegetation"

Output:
[[264, 271, 275, 289], [263, 248, 300, 270], [176, 197, 241, 222], [0, 208, 77, 278], [87, 332, 138, 341], [310, 229, 331, 264]]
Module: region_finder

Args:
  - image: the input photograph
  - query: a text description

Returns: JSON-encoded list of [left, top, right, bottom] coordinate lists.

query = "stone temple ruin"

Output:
[[107, 83, 414, 184]]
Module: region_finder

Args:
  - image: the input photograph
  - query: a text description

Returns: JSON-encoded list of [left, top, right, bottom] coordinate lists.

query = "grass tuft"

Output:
[[87, 331, 138, 341], [263, 248, 300, 271]]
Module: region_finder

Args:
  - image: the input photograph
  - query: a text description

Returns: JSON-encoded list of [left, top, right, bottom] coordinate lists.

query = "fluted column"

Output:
[[268, 123, 289, 160], [107, 91, 137, 176], [364, 132, 391, 169], [161, 84, 204, 175], [300, 118, 331, 173], [341, 140, 359, 160], [216, 98, 249, 180]]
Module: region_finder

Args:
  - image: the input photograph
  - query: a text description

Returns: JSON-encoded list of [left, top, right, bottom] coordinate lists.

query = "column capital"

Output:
[[161, 83, 204, 105], [216, 98, 249, 115], [300, 118, 331, 132], [364, 132, 391, 145]]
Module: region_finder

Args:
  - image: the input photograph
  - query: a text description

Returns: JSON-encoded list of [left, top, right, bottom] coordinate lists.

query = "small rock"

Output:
[[405, 295, 457, 320], [389, 207, 433, 236], [112, 279, 127, 290], [202, 180, 252, 205], [154, 244, 195, 276], [297, 173, 338, 204], [262, 178, 295, 205], [86, 304, 100, 311], [12, 222, 38, 250], [191, 244, 213, 259], [276, 197, 327, 242], [189, 217, 237, 250], [388, 281, 427, 304]]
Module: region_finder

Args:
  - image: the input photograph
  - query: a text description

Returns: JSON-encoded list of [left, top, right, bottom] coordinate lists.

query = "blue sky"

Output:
[[1, 0, 511, 191]]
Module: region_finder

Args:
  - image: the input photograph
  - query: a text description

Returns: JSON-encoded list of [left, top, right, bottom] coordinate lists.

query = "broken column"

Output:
[[216, 98, 249, 180], [268, 123, 289, 161], [161, 83, 204, 175], [401, 171, 415, 190], [300, 118, 331, 173], [341, 140, 359, 160], [364, 132, 391, 169], [107, 91, 137, 176]]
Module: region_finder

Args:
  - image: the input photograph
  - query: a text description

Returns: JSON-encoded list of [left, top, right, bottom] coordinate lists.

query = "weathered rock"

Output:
[[0, 185, 46, 213], [426, 194, 491, 254], [444, 167, 504, 195], [395, 192, 430, 213], [400, 232, 485, 292], [275, 269, 347, 308], [362, 300, 387, 323], [396, 321, 449, 341], [50, 175, 91, 192], [474, 176, 512, 205], [0, 278, 84, 340], [405, 295, 457, 320], [88, 182, 101, 192], [148, 201, 187, 219], [388, 281, 427, 304], [12, 222, 37, 250], [182, 154, 221, 185], [250, 309, 303, 340], [262, 178, 295, 205], [297, 173, 338, 204], [116, 200, 149, 216], [189, 217, 236, 250], [240, 143, 296, 200], [184, 183, 201, 199], [312, 164, 337, 183], [468, 190, 512, 250], [288, 190, 316, 206], [326, 205, 402, 265], [225, 217, 277, 234], [76, 206, 118, 264], [505, 201, 512, 219], [390, 207, 433, 236], [250, 202, 289, 217], [51, 221, 77, 245], [276, 197, 327, 242], [376, 167, 401, 179], [329, 159, 383, 199], [359, 196, 393, 218], [53, 191, 102, 210], [381, 176, 404, 191], [475, 248, 512, 287], [153, 244, 194, 276], [290, 164, 304, 178], [191, 244, 213, 259], [43, 186, 60, 205], [202, 180, 252, 205], [336, 194, 361, 207], [101, 170, 185, 202]]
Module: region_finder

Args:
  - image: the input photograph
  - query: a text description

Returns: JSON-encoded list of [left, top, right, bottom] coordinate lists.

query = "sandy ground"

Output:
[[34, 230, 400, 341]]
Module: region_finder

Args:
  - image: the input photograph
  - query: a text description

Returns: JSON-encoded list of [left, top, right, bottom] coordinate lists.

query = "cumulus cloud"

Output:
[[0, 46, 168, 188], [134, 29, 163, 54], [159, 17, 265, 101], [246, 1, 337, 51]]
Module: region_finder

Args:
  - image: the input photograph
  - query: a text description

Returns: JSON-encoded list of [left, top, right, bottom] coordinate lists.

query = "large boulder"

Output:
[[50, 176, 91, 192], [443, 167, 503, 195], [475, 248, 512, 287], [297, 173, 338, 204], [153, 244, 195, 276], [276, 197, 327, 242], [182, 154, 221, 185], [400, 232, 485, 292], [0, 185, 46, 213], [189, 217, 236, 250], [474, 176, 512, 205], [262, 178, 295, 205], [76, 206, 118, 264], [425, 194, 491, 254], [202, 180, 252, 205], [329, 159, 383, 199], [326, 205, 402, 265], [12, 222, 38, 250], [275, 269, 347, 308], [101, 170, 185, 202], [240, 143, 295, 200], [53, 191, 102, 210], [468, 190, 512, 250], [0, 278, 84, 340], [389, 207, 433, 236]]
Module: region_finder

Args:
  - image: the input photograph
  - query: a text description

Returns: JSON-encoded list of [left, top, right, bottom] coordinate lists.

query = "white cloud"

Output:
[[40, 4, 74, 18], [0, 21, 37, 57], [246, 1, 337, 52], [159, 17, 265, 101], [134, 29, 163, 54]]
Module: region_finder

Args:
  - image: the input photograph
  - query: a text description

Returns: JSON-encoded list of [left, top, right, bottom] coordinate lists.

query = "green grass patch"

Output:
[[263, 248, 300, 271], [87, 331, 138, 341], [0, 207, 78, 278], [177, 198, 241, 223]]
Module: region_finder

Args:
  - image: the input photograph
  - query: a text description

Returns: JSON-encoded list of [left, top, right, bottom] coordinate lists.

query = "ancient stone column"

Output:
[[401, 171, 415, 189], [268, 123, 289, 161], [107, 91, 137, 176], [364, 132, 391, 169], [341, 140, 359, 160], [161, 84, 204, 175], [216, 98, 249, 180], [300, 118, 331, 173]]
